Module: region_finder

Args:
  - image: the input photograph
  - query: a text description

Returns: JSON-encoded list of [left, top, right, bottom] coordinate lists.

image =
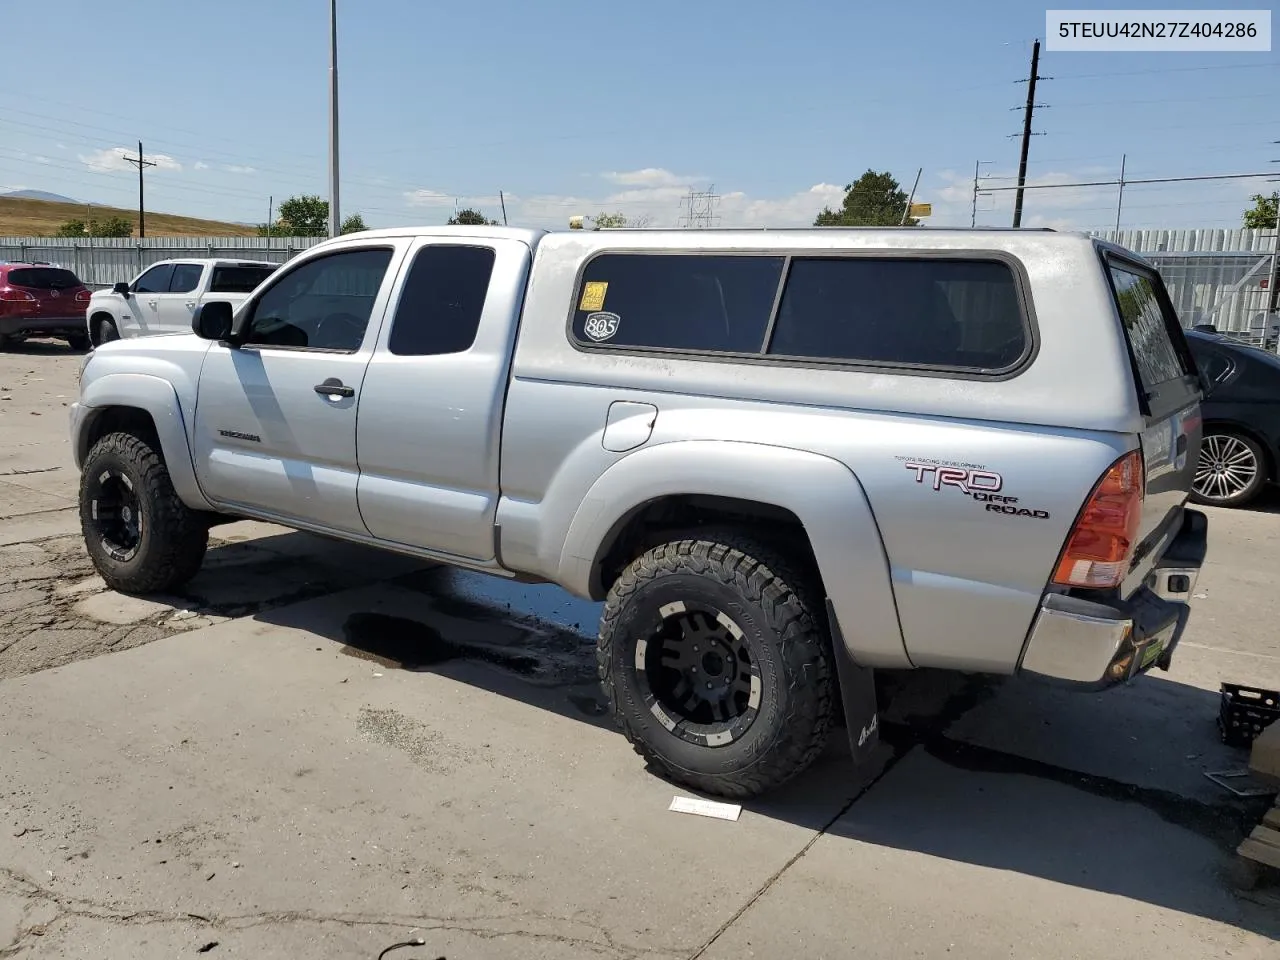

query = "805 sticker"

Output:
[[583, 311, 621, 342]]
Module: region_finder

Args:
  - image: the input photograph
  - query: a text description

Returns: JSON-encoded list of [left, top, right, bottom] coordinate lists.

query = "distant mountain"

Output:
[[2, 189, 80, 203]]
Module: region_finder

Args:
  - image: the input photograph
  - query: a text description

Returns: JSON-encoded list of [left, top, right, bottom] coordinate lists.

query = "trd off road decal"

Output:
[[897, 457, 1050, 520]]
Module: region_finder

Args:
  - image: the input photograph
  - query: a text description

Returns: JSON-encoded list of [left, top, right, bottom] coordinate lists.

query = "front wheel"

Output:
[[597, 533, 834, 798], [79, 432, 209, 593], [1191, 431, 1268, 508]]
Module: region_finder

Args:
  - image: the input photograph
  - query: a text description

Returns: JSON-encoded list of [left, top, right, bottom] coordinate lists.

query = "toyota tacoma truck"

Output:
[[86, 258, 278, 344], [70, 226, 1208, 797]]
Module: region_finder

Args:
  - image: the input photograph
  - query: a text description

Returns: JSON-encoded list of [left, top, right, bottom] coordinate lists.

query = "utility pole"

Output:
[[122, 141, 156, 238], [1114, 154, 1127, 233], [499, 190, 508, 226], [970, 160, 993, 227], [1012, 39, 1043, 228], [901, 167, 922, 225], [327, 0, 341, 238], [266, 195, 273, 244]]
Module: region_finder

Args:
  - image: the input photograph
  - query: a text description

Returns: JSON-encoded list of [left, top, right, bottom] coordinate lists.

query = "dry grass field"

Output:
[[0, 195, 257, 237]]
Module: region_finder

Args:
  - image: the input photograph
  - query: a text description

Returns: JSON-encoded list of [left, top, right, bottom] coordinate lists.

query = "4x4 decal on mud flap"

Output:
[[898, 458, 1050, 520]]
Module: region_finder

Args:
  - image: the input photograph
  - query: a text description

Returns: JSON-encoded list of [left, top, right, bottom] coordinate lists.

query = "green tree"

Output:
[[258, 195, 367, 236], [54, 216, 133, 238], [448, 207, 500, 226], [814, 170, 917, 227], [275, 194, 329, 236], [1244, 193, 1279, 229]]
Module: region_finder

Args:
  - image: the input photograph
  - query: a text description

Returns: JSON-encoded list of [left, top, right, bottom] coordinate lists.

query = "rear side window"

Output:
[[1108, 264, 1192, 394], [388, 245, 495, 356], [769, 258, 1026, 370], [169, 263, 203, 294], [7, 268, 81, 290], [571, 254, 784, 352], [211, 265, 276, 294]]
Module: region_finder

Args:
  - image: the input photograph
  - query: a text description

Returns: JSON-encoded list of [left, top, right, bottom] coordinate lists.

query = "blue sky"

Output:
[[1, 0, 1277, 231]]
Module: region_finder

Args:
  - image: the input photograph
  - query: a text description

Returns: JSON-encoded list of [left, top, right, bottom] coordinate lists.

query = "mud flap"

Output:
[[826, 599, 879, 766]]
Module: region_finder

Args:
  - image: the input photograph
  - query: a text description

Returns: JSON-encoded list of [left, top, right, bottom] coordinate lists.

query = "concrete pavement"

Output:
[[2, 340, 1278, 958]]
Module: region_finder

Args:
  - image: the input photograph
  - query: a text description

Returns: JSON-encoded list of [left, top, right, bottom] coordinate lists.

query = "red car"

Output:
[[0, 261, 93, 350]]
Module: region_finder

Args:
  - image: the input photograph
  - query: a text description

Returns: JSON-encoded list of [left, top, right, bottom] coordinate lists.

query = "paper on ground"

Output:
[[669, 796, 742, 821]]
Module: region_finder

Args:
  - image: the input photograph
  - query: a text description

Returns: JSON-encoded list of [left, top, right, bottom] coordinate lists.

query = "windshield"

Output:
[[6, 268, 81, 290]]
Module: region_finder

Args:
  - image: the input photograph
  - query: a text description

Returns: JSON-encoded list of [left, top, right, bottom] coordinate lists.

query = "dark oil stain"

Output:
[[341, 612, 540, 675]]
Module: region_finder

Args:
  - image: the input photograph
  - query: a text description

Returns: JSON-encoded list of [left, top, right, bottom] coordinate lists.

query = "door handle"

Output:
[[185, 301, 196, 308], [314, 379, 355, 399], [147, 299, 157, 308]]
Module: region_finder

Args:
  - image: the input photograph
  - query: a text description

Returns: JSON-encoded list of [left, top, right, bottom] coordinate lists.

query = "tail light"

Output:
[[75, 289, 92, 303], [0, 288, 36, 302], [1052, 450, 1144, 589]]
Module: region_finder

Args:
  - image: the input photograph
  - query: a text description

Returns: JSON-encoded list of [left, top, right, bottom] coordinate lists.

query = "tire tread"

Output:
[[597, 529, 833, 798]]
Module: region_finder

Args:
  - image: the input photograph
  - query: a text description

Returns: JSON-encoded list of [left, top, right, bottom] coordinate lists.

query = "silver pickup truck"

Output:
[[70, 226, 1208, 797]]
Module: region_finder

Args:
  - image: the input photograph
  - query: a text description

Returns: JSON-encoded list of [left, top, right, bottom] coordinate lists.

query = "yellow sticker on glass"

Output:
[[579, 281, 608, 312]]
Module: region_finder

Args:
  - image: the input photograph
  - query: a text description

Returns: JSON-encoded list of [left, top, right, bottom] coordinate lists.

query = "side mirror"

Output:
[[112, 281, 130, 296], [192, 301, 235, 342]]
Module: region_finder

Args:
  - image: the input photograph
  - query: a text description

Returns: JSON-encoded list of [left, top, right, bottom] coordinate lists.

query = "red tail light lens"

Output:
[[0, 288, 36, 302], [1052, 450, 1144, 589], [75, 289, 92, 303]]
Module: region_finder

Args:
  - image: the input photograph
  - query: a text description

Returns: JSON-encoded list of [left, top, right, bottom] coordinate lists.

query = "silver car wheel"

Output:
[[1194, 434, 1259, 502]]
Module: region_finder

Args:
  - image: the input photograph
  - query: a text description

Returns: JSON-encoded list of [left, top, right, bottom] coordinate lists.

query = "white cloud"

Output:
[[194, 161, 210, 170], [602, 167, 698, 188], [224, 164, 256, 175], [79, 146, 181, 173], [718, 183, 847, 227], [55, 143, 67, 151], [404, 189, 455, 207], [32, 156, 51, 165]]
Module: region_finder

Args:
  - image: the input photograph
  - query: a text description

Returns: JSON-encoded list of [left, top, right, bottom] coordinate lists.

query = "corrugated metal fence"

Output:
[[1089, 229, 1279, 344], [0, 236, 325, 287], [3, 228, 1277, 341]]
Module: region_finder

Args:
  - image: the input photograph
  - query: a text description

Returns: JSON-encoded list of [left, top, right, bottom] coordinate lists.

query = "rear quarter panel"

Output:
[[503, 230, 1147, 673]]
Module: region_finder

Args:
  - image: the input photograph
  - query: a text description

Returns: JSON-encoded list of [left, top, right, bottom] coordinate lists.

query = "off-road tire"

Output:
[[96, 317, 120, 344], [67, 332, 90, 351], [598, 531, 834, 798], [79, 431, 208, 593]]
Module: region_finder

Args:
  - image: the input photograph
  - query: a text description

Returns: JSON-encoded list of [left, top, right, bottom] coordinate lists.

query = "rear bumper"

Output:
[[0, 315, 87, 337], [1019, 508, 1207, 688]]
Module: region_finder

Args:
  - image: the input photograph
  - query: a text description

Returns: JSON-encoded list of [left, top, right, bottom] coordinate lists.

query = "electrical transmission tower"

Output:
[[678, 185, 721, 228]]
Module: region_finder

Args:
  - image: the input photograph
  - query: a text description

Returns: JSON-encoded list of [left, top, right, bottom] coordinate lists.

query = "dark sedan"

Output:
[[1186, 328, 1280, 507]]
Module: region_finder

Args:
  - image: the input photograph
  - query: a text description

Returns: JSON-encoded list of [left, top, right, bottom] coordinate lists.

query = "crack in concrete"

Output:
[[0, 866, 679, 959]]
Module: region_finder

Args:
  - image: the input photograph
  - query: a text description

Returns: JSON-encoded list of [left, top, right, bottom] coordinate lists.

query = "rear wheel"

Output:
[[79, 432, 208, 593], [67, 332, 90, 351], [597, 531, 834, 798], [1191, 431, 1268, 508], [96, 317, 120, 344]]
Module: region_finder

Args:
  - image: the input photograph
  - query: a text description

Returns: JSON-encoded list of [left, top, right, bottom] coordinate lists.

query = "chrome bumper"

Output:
[[1020, 509, 1205, 688]]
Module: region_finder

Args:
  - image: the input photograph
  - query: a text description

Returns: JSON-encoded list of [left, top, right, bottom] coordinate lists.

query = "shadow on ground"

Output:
[[1, 338, 84, 356], [242, 559, 1280, 940]]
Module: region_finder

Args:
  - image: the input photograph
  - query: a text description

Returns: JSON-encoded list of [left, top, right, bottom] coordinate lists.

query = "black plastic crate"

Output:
[[1218, 683, 1280, 747]]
